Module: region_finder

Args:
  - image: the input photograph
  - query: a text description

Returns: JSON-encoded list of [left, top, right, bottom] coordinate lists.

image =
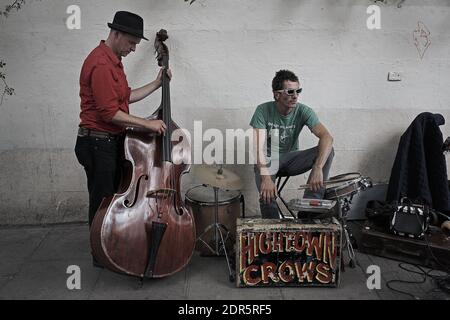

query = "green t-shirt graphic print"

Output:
[[250, 101, 319, 158]]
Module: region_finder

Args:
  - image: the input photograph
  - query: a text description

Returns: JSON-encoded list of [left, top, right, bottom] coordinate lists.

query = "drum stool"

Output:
[[275, 167, 325, 218], [276, 172, 313, 219]]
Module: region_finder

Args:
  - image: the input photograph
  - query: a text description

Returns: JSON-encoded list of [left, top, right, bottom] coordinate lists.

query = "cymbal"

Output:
[[195, 165, 243, 191]]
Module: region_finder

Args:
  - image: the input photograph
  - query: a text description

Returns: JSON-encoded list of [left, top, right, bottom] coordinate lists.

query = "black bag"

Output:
[[389, 198, 430, 239]]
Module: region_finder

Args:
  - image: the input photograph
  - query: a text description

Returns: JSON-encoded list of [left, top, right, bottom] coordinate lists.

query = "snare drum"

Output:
[[185, 185, 242, 255], [324, 173, 372, 200]]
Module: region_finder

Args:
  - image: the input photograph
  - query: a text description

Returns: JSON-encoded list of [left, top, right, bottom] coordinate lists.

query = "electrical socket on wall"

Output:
[[388, 72, 402, 81]]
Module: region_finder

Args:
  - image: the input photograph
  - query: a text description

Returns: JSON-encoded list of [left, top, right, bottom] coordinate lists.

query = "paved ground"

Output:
[[0, 222, 448, 300]]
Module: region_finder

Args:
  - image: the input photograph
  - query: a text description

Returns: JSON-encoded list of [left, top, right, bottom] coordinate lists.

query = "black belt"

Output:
[[78, 127, 120, 140]]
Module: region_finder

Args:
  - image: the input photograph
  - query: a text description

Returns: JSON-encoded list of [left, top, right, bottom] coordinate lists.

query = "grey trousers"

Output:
[[254, 146, 335, 218]]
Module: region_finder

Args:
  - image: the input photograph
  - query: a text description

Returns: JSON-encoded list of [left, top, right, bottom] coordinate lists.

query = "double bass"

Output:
[[90, 30, 196, 278]]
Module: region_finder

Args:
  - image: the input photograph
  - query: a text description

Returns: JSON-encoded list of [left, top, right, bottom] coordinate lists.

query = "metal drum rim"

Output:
[[185, 185, 241, 206]]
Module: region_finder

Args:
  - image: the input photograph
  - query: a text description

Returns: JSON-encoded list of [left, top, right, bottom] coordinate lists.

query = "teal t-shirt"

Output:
[[250, 101, 319, 157]]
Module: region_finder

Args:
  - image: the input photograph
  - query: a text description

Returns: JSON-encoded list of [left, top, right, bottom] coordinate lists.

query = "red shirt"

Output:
[[79, 41, 131, 134]]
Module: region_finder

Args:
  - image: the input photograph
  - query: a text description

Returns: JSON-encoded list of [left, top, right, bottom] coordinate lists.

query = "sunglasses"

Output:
[[276, 88, 303, 96]]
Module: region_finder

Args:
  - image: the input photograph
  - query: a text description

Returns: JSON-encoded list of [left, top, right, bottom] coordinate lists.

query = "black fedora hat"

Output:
[[107, 11, 148, 41]]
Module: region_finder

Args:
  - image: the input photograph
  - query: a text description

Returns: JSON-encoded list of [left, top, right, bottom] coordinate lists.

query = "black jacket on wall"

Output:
[[386, 112, 450, 217]]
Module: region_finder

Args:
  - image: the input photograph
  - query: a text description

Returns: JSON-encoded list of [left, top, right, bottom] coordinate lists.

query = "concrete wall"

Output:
[[0, 0, 449, 224]]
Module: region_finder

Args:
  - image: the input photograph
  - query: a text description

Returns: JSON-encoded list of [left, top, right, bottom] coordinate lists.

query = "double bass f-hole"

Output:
[[124, 174, 149, 208]]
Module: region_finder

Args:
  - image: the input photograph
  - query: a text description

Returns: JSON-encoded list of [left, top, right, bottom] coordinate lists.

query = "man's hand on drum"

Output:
[[308, 165, 324, 192], [260, 176, 277, 204]]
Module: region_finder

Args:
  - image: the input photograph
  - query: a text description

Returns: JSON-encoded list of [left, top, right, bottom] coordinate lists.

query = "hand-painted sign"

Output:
[[236, 218, 342, 287]]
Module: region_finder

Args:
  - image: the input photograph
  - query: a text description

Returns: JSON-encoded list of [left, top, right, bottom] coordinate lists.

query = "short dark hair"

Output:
[[272, 70, 299, 91]]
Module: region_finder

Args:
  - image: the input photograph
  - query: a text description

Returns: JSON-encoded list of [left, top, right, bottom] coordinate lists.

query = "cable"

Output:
[[422, 229, 450, 296], [386, 204, 450, 299], [386, 263, 427, 300], [386, 226, 450, 299], [386, 263, 450, 299]]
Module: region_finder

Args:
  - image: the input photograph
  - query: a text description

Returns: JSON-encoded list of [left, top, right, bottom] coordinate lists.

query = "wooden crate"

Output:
[[236, 218, 342, 287], [359, 221, 450, 271]]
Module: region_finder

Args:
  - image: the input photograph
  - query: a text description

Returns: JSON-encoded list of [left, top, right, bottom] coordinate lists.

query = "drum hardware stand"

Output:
[[331, 176, 373, 270], [289, 175, 371, 270], [336, 195, 357, 270], [196, 186, 236, 282]]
